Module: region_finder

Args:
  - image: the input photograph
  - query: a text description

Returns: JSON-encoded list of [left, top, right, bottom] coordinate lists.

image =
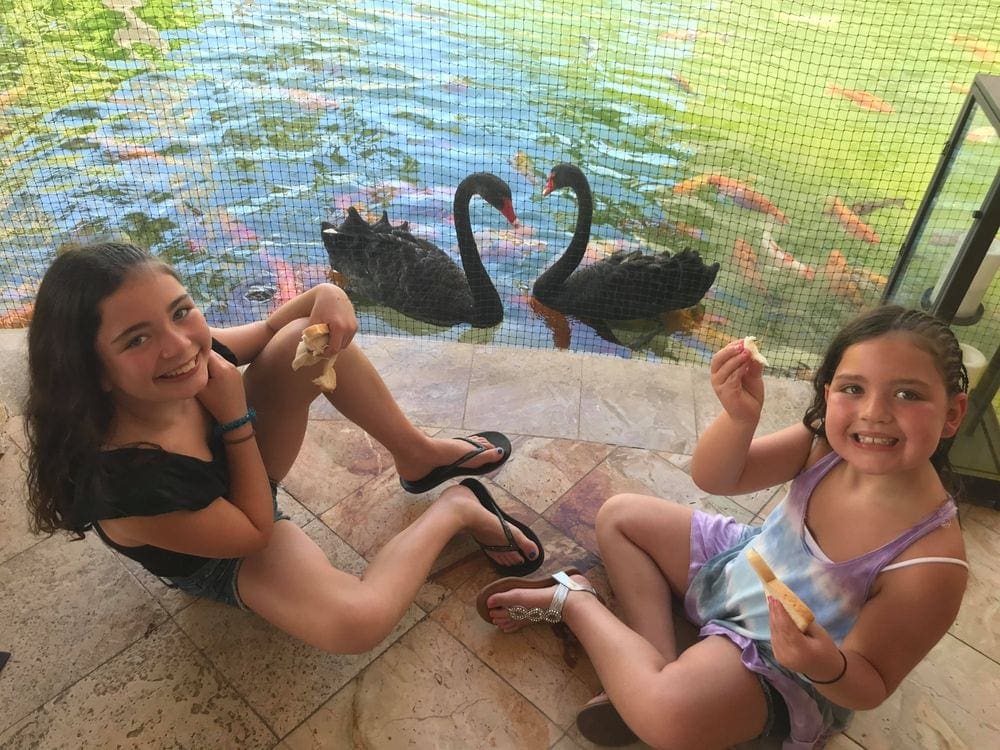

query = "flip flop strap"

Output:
[[439, 437, 486, 471], [476, 508, 520, 553]]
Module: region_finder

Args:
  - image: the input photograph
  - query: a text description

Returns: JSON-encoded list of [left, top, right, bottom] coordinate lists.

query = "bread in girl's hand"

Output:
[[746, 547, 814, 632], [292, 323, 338, 391], [742, 336, 769, 367]]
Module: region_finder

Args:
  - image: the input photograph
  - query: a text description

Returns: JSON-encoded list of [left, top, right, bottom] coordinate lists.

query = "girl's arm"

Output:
[[211, 283, 356, 365], [769, 538, 968, 710], [691, 340, 814, 494]]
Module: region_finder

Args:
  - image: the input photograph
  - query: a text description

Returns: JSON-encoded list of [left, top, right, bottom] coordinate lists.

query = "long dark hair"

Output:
[[803, 305, 969, 493], [25, 242, 177, 537]]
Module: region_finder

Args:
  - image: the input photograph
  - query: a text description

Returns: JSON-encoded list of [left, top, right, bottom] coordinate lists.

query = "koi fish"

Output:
[[707, 175, 789, 224], [657, 29, 731, 43], [824, 197, 880, 244], [732, 238, 768, 293], [948, 81, 971, 95], [966, 126, 997, 144], [947, 34, 998, 63], [216, 208, 259, 243], [96, 138, 165, 162], [820, 250, 888, 305], [849, 197, 907, 216], [760, 230, 815, 281], [285, 88, 339, 109], [776, 13, 839, 28], [262, 253, 304, 308], [0, 302, 33, 329], [511, 150, 537, 184], [666, 72, 694, 93], [824, 85, 894, 113], [672, 175, 710, 194]]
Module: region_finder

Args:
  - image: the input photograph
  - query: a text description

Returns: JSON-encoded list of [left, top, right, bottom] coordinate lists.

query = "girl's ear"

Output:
[[941, 392, 968, 439]]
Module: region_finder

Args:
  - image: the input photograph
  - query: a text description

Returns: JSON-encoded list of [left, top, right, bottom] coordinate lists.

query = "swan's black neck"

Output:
[[535, 170, 593, 293], [453, 176, 503, 327]]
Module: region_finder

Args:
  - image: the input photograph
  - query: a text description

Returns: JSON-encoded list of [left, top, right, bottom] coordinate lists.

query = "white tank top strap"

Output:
[[880, 556, 969, 572]]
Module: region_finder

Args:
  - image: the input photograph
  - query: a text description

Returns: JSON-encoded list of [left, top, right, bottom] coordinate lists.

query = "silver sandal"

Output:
[[509, 570, 598, 623]]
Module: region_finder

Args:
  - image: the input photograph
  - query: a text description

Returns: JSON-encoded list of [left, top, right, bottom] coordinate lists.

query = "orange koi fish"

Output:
[[824, 197, 880, 244], [761, 230, 815, 280], [947, 34, 998, 63], [285, 88, 339, 109], [215, 208, 259, 243], [821, 250, 888, 305], [672, 175, 710, 194], [706, 175, 789, 224], [966, 126, 997, 144], [0, 302, 34, 329], [97, 138, 165, 161], [667, 72, 694, 93], [511, 150, 537, 184], [824, 85, 894, 113], [732, 238, 768, 293], [263, 253, 304, 308]]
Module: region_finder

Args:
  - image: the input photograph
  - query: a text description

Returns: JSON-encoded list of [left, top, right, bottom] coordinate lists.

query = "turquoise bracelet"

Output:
[[214, 407, 256, 436]]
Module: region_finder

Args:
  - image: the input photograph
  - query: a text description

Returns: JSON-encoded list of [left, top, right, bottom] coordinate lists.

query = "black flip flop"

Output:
[[399, 431, 512, 494], [576, 694, 639, 747], [460, 478, 544, 577]]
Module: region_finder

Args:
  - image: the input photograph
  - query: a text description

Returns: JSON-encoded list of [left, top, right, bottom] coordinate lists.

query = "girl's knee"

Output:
[[596, 492, 649, 530], [319, 595, 398, 655]]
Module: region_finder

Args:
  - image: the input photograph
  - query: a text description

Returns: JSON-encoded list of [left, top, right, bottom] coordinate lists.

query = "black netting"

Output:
[[1, 0, 997, 376]]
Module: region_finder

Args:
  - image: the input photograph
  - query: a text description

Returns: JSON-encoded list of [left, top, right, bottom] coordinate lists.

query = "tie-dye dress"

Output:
[[683, 450, 958, 749]]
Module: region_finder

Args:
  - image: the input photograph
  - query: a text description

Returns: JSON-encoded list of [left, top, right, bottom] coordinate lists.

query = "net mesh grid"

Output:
[[1, 0, 998, 379]]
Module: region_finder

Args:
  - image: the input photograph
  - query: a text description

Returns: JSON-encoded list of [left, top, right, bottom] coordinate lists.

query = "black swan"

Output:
[[320, 172, 517, 328], [532, 163, 720, 321]]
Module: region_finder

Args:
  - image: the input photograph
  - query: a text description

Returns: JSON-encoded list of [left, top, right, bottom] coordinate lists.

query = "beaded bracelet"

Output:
[[214, 407, 256, 436], [804, 649, 848, 685]]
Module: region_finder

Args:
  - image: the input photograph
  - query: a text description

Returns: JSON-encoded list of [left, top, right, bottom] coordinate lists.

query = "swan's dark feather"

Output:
[[321, 174, 510, 328], [533, 164, 719, 321]]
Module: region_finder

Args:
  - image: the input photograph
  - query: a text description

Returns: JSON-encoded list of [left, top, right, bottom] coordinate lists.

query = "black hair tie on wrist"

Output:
[[805, 649, 848, 685]]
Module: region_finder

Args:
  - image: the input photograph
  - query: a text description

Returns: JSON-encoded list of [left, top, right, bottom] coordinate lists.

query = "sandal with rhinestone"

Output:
[[475, 568, 600, 625]]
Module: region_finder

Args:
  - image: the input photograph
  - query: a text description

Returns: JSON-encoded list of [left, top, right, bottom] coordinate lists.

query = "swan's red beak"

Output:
[[542, 175, 556, 196], [500, 199, 518, 226]]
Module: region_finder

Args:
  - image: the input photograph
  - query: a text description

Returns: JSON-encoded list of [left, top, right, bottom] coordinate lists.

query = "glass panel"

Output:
[[887, 100, 999, 311]]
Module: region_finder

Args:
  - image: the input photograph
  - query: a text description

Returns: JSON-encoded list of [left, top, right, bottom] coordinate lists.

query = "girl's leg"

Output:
[[594, 493, 695, 660], [241, 319, 503, 481], [487, 578, 768, 749], [237, 483, 537, 654]]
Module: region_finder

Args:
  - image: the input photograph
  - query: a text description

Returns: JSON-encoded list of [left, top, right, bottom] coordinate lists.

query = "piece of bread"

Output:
[[746, 547, 814, 632], [742, 336, 769, 366], [291, 323, 338, 391]]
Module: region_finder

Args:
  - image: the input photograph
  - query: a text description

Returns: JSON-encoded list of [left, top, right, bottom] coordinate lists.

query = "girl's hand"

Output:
[[710, 339, 765, 424], [768, 596, 843, 682], [308, 283, 357, 354], [196, 349, 249, 424]]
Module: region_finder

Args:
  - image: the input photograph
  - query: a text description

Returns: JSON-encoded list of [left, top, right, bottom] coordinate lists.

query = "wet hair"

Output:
[[24, 242, 178, 537], [803, 305, 969, 492]]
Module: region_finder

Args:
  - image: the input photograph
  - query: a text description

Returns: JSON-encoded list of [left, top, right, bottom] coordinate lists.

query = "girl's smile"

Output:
[[95, 266, 212, 406]]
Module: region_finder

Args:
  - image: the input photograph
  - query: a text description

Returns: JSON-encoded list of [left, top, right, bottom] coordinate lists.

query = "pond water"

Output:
[[2, 0, 998, 372]]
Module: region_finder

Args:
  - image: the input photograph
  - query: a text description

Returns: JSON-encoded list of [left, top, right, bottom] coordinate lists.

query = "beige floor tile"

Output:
[[281, 619, 562, 749], [0, 446, 35, 564], [845, 632, 1000, 749], [281, 419, 394, 515], [492, 435, 614, 514], [962, 502, 1000, 535], [174, 518, 423, 737], [0, 621, 275, 749], [949, 516, 1000, 662], [0, 329, 28, 416], [465, 345, 583, 438], [580, 357, 698, 453], [659, 451, 786, 517], [692, 369, 813, 438], [0, 534, 167, 732]]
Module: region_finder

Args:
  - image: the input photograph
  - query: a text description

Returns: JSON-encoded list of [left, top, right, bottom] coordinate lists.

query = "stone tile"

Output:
[[949, 516, 1000, 662], [0, 621, 275, 748], [493, 436, 615, 514], [432, 565, 604, 731], [660, 451, 786, 517], [845, 632, 1000, 749], [580, 357, 698, 453], [174, 518, 423, 738], [0, 533, 167, 732], [281, 419, 394, 515], [545, 448, 753, 556], [961, 501, 999, 535], [280, 619, 561, 749], [465, 345, 583, 439], [0, 445, 35, 564], [0, 329, 28, 416], [2, 412, 26, 454]]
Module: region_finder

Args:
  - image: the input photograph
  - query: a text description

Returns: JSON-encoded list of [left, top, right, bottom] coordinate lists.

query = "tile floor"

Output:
[[0, 330, 998, 749]]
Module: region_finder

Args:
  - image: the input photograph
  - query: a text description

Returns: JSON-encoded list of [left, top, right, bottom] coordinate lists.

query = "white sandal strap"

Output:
[[507, 570, 598, 623]]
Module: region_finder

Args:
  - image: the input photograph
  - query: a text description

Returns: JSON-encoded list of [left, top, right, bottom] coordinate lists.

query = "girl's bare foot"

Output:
[[438, 484, 538, 569]]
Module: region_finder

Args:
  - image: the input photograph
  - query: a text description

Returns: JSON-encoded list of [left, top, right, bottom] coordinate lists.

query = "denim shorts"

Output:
[[161, 485, 289, 610]]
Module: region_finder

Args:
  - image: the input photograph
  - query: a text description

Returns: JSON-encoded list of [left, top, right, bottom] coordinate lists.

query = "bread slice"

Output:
[[291, 323, 338, 391], [742, 336, 769, 366], [746, 547, 814, 632]]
